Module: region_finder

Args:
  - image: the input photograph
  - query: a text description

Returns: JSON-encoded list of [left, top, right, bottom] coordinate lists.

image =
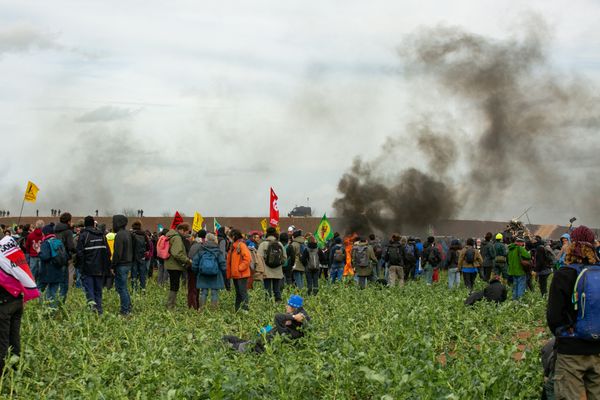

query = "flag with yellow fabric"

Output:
[[24, 181, 39, 203], [314, 214, 334, 248], [192, 212, 204, 232], [260, 218, 268, 233]]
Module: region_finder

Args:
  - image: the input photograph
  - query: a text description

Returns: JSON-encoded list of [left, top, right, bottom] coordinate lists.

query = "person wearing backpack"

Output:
[[76, 216, 111, 314], [192, 233, 226, 310], [227, 229, 252, 311], [351, 237, 377, 289], [493, 233, 508, 280], [547, 225, 600, 399], [290, 230, 307, 289], [368, 234, 384, 283], [403, 237, 418, 281], [507, 237, 532, 300], [301, 235, 323, 296], [130, 221, 150, 293], [328, 237, 346, 284], [446, 239, 462, 289], [422, 237, 442, 286], [38, 224, 68, 309], [25, 220, 44, 286], [53, 213, 75, 302], [384, 234, 405, 287], [458, 238, 483, 292], [164, 223, 192, 310], [258, 227, 286, 302], [534, 236, 555, 297], [480, 232, 496, 282]]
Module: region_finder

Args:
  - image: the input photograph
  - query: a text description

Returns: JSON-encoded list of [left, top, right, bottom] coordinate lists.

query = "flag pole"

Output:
[[16, 197, 25, 226]]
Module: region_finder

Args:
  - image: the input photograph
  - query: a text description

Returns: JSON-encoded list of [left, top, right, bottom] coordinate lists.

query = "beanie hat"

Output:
[[293, 230, 302, 238], [495, 233, 503, 240], [42, 224, 55, 236], [198, 229, 207, 239], [84, 216, 95, 227], [287, 295, 303, 308], [427, 236, 435, 244], [266, 227, 277, 237]]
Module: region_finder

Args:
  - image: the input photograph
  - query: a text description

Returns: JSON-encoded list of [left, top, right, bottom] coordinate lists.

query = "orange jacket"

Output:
[[226, 240, 252, 279]]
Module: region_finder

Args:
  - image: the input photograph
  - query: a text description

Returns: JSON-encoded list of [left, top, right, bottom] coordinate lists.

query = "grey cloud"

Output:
[[0, 25, 60, 55], [75, 106, 141, 123]]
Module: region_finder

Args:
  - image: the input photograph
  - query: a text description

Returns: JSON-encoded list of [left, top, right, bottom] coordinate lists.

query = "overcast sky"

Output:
[[1, 1, 599, 224]]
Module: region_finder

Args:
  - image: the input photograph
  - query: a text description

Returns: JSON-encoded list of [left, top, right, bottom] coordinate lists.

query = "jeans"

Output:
[[448, 267, 461, 289], [42, 283, 61, 309], [424, 264, 433, 284], [512, 275, 526, 300], [114, 265, 132, 314], [263, 279, 282, 301], [330, 266, 344, 283], [0, 299, 23, 373], [293, 271, 305, 289], [233, 278, 249, 311], [200, 288, 219, 303], [131, 259, 148, 291], [29, 257, 41, 286], [81, 275, 104, 314], [306, 269, 319, 295]]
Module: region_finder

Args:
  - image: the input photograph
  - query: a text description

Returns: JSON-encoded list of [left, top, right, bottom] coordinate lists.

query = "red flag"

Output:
[[170, 211, 184, 229], [269, 188, 279, 227]]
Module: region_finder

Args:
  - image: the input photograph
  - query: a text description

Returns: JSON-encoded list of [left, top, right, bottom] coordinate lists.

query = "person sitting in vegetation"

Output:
[[464, 274, 507, 306]]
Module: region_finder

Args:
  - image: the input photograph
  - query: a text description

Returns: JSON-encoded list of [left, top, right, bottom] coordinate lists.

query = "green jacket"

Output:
[[507, 243, 531, 277], [165, 229, 189, 271]]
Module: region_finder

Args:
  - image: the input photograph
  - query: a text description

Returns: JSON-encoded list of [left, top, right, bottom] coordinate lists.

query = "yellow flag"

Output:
[[260, 218, 268, 233], [24, 181, 39, 203], [192, 212, 204, 232]]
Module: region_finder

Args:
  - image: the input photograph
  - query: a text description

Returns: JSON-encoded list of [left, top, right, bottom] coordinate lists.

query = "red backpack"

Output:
[[156, 235, 170, 260]]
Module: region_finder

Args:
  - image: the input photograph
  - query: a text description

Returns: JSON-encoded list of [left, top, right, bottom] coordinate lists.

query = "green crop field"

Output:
[[1, 277, 549, 399]]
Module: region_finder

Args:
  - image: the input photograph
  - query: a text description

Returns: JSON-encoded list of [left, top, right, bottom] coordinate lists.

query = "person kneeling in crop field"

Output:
[[223, 295, 310, 353], [464, 274, 507, 306]]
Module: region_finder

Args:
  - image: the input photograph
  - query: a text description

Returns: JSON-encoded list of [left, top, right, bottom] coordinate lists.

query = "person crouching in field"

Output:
[[223, 295, 310, 353]]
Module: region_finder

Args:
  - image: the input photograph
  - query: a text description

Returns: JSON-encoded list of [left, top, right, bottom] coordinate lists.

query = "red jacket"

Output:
[[26, 228, 43, 257]]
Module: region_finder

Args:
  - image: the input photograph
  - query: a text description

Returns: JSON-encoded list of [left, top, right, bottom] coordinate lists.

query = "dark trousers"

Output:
[[168, 270, 182, 292], [81, 275, 104, 314], [0, 299, 23, 373], [263, 279, 282, 301], [283, 267, 293, 285], [306, 269, 320, 295], [233, 278, 249, 311], [404, 264, 416, 280], [222, 270, 231, 291], [187, 269, 199, 309], [538, 273, 550, 296], [463, 272, 477, 292], [481, 266, 492, 282]]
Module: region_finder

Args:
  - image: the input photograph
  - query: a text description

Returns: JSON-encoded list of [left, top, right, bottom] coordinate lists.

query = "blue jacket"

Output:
[[192, 242, 226, 290], [38, 235, 67, 284]]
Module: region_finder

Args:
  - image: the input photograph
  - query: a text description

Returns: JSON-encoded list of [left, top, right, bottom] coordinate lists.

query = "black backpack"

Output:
[[132, 232, 147, 263], [333, 245, 345, 263], [388, 245, 402, 265], [404, 244, 417, 264], [265, 241, 284, 268], [465, 248, 476, 264], [353, 245, 370, 268], [427, 246, 441, 265]]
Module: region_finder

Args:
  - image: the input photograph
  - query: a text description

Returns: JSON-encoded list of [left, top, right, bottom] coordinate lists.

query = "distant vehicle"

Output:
[[288, 206, 312, 217]]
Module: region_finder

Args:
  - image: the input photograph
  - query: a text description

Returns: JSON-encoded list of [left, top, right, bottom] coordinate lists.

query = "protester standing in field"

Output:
[[493, 233, 508, 280], [533, 236, 554, 297], [384, 234, 405, 287], [54, 213, 75, 301], [38, 223, 66, 309], [458, 238, 482, 292], [192, 233, 226, 310], [446, 239, 462, 289], [507, 237, 532, 301], [302, 235, 324, 296], [187, 229, 206, 310], [111, 215, 133, 315], [289, 230, 306, 289], [25, 220, 44, 285], [351, 237, 377, 289], [226, 229, 252, 311], [76, 216, 110, 314], [480, 232, 496, 282], [130, 221, 150, 293], [422, 236, 442, 285], [165, 223, 192, 310], [258, 227, 286, 302], [328, 236, 345, 283], [547, 225, 600, 399]]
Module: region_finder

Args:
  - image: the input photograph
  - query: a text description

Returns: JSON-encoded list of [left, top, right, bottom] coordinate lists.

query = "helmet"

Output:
[[495, 233, 503, 240], [287, 295, 303, 308]]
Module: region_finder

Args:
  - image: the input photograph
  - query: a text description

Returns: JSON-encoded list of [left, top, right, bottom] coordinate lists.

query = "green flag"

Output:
[[314, 214, 334, 248]]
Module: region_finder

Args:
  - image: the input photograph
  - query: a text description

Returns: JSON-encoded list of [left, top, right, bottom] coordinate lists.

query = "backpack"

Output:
[[560, 264, 600, 340], [427, 246, 441, 265], [265, 241, 284, 268], [465, 248, 476, 264], [353, 245, 369, 268], [156, 235, 170, 260], [48, 237, 68, 267], [333, 245, 345, 263], [297, 243, 308, 267], [198, 250, 219, 276], [388, 245, 402, 265], [307, 248, 320, 271], [372, 242, 383, 259], [132, 232, 147, 262], [404, 244, 416, 264]]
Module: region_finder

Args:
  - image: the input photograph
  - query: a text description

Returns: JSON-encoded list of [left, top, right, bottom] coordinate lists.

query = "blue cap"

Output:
[[287, 295, 303, 308]]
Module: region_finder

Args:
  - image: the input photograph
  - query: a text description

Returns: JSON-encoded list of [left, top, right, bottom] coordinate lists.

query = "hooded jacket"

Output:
[[481, 240, 496, 268], [351, 241, 377, 277], [25, 228, 43, 257], [54, 222, 76, 257], [258, 236, 286, 280], [38, 234, 67, 284], [165, 229, 189, 271], [76, 227, 111, 276], [111, 215, 133, 267], [227, 239, 252, 279], [507, 243, 531, 276], [192, 242, 227, 289]]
